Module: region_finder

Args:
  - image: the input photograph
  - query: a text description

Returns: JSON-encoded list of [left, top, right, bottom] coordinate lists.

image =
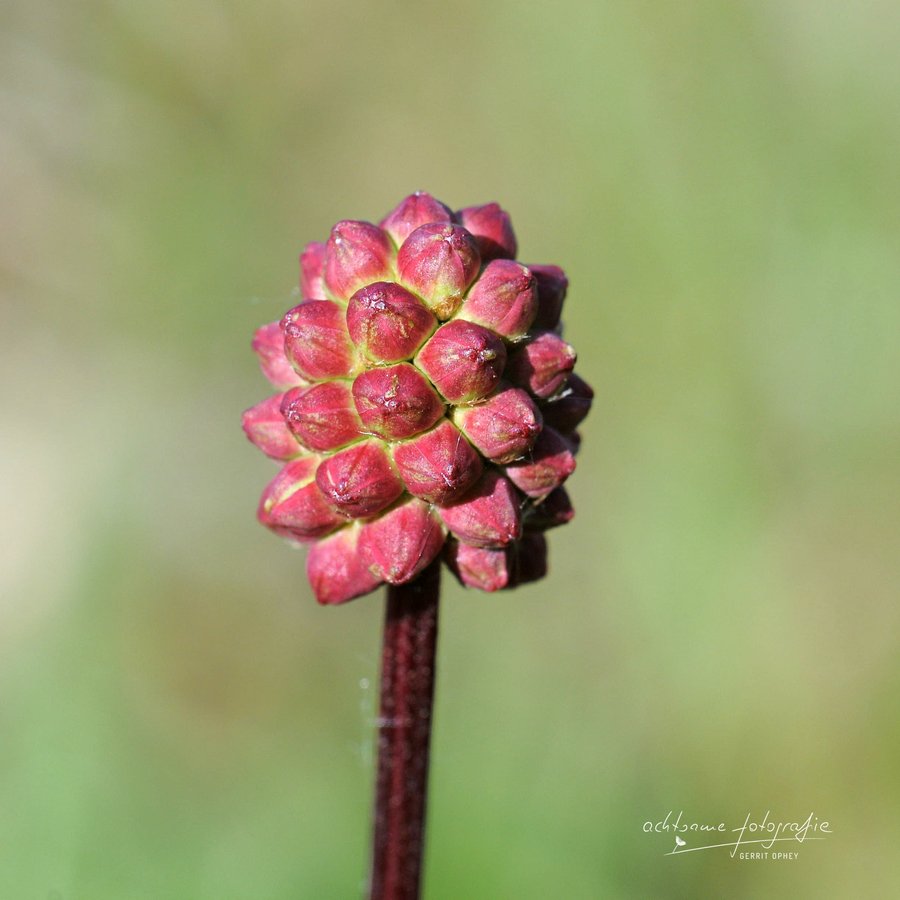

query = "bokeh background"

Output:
[[2, 1, 899, 897]]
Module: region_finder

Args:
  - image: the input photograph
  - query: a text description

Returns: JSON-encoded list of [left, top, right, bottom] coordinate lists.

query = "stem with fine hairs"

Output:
[[368, 560, 441, 900]]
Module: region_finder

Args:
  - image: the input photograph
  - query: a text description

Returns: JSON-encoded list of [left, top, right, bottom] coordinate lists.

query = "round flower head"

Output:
[[244, 192, 593, 603]]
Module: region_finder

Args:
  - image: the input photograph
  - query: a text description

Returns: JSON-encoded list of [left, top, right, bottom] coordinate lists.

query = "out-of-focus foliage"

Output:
[[1, 1, 898, 897]]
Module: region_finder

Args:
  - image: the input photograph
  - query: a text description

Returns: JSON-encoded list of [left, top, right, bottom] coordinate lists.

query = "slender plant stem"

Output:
[[369, 560, 441, 900]]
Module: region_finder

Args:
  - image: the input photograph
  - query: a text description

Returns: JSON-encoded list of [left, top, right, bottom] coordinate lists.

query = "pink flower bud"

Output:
[[281, 300, 358, 381], [414, 320, 506, 404], [456, 203, 517, 261], [307, 525, 383, 605], [527, 264, 568, 330], [457, 259, 538, 338], [359, 498, 445, 585], [299, 241, 327, 300], [453, 384, 542, 463], [346, 281, 437, 363], [510, 532, 548, 586], [324, 220, 394, 300], [503, 427, 576, 498], [541, 373, 594, 433], [524, 487, 574, 530], [315, 439, 404, 518], [396, 223, 481, 319], [391, 419, 483, 504], [352, 363, 444, 440], [258, 458, 345, 541], [379, 191, 453, 247], [506, 331, 576, 399], [251, 321, 305, 390], [445, 541, 512, 592], [438, 470, 522, 549], [280, 382, 363, 452], [242, 393, 304, 460]]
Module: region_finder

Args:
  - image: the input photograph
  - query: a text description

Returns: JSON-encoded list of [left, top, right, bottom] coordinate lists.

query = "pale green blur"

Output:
[[1, 1, 899, 897]]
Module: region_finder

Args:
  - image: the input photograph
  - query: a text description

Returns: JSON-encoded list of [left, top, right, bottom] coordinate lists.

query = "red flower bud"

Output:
[[280, 382, 363, 452], [242, 393, 304, 460], [258, 458, 345, 541], [524, 487, 574, 530], [299, 241, 327, 300], [506, 331, 576, 399], [456, 203, 517, 261], [457, 259, 538, 338], [444, 540, 512, 592], [346, 281, 437, 363], [323, 220, 394, 300], [252, 321, 305, 390], [315, 439, 404, 518], [307, 525, 382, 605], [503, 427, 576, 498], [379, 191, 453, 247], [540, 373, 594, 433], [396, 223, 481, 319], [453, 384, 542, 463], [439, 470, 522, 549], [414, 320, 506, 404], [510, 532, 548, 586], [358, 498, 445, 585], [352, 363, 444, 440], [281, 300, 358, 381], [391, 419, 483, 504], [527, 264, 568, 330]]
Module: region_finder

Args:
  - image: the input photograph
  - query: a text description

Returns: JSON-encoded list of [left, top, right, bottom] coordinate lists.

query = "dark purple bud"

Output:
[[323, 220, 394, 300], [346, 281, 437, 363], [358, 498, 446, 585], [506, 331, 576, 399], [379, 192, 453, 247], [453, 384, 542, 463], [509, 533, 548, 587], [458, 259, 538, 338], [391, 419, 483, 505], [299, 241, 327, 300], [527, 264, 568, 329], [540, 373, 594, 432], [280, 382, 363, 452], [445, 540, 512, 592], [314, 440, 404, 518], [252, 321, 306, 390], [352, 363, 444, 440], [307, 525, 383, 605], [524, 487, 575, 530], [257, 458, 345, 541], [456, 203, 517, 261], [242, 393, 304, 461], [503, 427, 576, 498], [396, 223, 481, 319], [414, 320, 506, 404], [281, 300, 358, 381], [439, 470, 522, 549]]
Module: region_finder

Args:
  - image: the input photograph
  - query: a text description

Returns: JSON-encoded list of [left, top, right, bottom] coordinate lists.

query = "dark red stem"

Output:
[[368, 560, 441, 900]]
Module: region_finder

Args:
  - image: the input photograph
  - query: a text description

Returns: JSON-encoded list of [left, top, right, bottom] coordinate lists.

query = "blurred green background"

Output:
[[2, 1, 899, 897]]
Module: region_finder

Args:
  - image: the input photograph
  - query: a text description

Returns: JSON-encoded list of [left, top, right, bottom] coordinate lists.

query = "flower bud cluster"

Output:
[[243, 192, 592, 603]]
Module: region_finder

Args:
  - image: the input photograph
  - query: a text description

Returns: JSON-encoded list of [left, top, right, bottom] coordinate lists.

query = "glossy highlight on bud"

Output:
[[541, 373, 594, 433], [352, 363, 444, 440], [397, 223, 481, 319], [280, 381, 363, 452], [415, 320, 506, 404], [347, 281, 436, 363]]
